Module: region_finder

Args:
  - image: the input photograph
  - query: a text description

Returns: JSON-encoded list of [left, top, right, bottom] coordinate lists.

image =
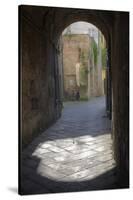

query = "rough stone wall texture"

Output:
[[20, 5, 129, 187], [62, 34, 104, 100], [20, 7, 62, 147], [111, 12, 129, 187], [63, 34, 91, 99]]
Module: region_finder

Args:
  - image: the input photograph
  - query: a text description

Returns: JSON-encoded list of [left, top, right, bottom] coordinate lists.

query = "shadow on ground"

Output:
[[8, 187, 18, 194]]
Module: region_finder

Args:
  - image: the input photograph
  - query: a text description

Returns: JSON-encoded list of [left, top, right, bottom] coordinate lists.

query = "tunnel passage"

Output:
[[21, 97, 116, 194], [19, 5, 129, 188]]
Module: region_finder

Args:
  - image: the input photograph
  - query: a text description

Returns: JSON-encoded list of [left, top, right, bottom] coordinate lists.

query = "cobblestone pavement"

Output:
[[21, 96, 118, 195]]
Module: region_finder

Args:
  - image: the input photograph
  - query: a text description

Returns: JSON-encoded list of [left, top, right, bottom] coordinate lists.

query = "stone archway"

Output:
[[20, 5, 129, 188], [59, 21, 107, 102], [53, 10, 112, 128]]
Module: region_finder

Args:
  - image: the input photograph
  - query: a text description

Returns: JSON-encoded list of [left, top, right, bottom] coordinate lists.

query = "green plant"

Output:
[[79, 65, 88, 86], [102, 47, 107, 69], [80, 51, 86, 64], [79, 96, 89, 101], [92, 40, 98, 65]]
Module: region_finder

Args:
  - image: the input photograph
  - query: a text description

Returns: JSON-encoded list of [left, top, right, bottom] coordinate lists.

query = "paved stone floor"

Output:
[[21, 96, 118, 195]]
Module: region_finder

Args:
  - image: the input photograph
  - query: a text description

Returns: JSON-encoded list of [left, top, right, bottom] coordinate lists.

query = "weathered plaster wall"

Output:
[[62, 34, 104, 100], [63, 34, 90, 100]]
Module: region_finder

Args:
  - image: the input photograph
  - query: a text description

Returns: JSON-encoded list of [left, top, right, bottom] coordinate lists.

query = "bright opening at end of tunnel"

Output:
[[61, 21, 107, 103]]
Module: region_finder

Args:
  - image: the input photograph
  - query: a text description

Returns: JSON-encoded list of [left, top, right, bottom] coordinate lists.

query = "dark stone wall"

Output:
[[111, 12, 129, 187], [20, 6, 62, 147]]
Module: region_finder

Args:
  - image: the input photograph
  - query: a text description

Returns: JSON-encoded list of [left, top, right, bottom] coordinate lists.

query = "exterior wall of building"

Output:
[[62, 33, 104, 101], [63, 34, 90, 100]]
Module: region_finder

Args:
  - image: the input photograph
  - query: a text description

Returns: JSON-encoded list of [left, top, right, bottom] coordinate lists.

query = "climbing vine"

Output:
[[92, 40, 98, 65], [102, 47, 107, 69], [79, 64, 88, 86]]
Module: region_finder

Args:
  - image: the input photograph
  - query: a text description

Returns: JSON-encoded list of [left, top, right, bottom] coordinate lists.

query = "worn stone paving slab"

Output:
[[21, 97, 118, 194]]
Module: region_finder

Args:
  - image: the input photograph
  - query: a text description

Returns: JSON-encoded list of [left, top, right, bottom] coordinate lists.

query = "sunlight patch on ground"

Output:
[[34, 133, 115, 182]]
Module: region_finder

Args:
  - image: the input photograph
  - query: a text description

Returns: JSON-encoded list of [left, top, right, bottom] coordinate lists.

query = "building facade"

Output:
[[62, 32, 105, 101]]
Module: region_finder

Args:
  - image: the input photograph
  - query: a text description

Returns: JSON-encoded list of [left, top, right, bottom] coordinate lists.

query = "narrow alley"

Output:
[[21, 97, 117, 194], [19, 6, 129, 194]]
